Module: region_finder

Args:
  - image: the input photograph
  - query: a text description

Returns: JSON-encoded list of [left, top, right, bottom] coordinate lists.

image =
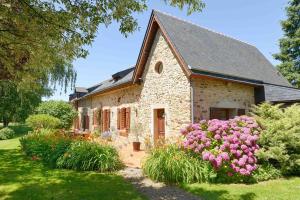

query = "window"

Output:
[[102, 109, 110, 131], [210, 108, 230, 120], [117, 107, 131, 130], [237, 109, 246, 116], [210, 108, 246, 120], [154, 61, 163, 74]]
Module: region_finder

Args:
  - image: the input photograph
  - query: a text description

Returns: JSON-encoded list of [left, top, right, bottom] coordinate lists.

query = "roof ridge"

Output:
[[153, 10, 256, 48]]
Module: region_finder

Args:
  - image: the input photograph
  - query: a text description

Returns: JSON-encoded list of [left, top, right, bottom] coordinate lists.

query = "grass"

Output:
[[181, 178, 300, 200], [0, 124, 145, 200]]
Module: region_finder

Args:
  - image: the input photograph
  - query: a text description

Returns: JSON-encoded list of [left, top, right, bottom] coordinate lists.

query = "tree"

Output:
[[0, 80, 47, 127], [0, 0, 205, 91], [274, 0, 300, 88], [36, 100, 77, 129]]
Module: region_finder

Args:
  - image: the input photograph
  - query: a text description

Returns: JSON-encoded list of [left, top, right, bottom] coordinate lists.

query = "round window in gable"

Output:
[[154, 61, 163, 74]]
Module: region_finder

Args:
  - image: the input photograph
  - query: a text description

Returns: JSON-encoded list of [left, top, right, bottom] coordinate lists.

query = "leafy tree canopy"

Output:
[[274, 0, 300, 88], [0, 80, 48, 127], [36, 100, 77, 129], [0, 0, 205, 91]]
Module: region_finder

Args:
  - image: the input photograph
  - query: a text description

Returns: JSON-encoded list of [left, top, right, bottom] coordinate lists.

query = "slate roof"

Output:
[[153, 11, 291, 87], [71, 10, 300, 103], [264, 84, 300, 102], [75, 67, 135, 100]]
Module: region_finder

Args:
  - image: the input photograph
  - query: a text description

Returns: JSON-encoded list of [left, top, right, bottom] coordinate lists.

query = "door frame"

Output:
[[150, 104, 168, 143]]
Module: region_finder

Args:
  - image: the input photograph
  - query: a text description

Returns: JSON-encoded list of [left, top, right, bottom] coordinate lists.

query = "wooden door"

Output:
[[155, 109, 165, 143]]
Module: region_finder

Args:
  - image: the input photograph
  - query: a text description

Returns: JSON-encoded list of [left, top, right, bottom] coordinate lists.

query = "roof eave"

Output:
[[73, 81, 134, 101], [190, 69, 264, 86]]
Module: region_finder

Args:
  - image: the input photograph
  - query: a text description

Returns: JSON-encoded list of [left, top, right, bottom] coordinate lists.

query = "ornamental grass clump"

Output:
[[56, 141, 123, 172], [143, 145, 215, 184], [181, 116, 261, 177]]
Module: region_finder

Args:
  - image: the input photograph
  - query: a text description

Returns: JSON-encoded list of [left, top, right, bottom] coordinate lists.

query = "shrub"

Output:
[[252, 164, 282, 182], [56, 141, 123, 172], [36, 100, 77, 129], [181, 116, 261, 178], [26, 114, 61, 130], [0, 127, 15, 140], [251, 103, 300, 176], [143, 145, 216, 184], [20, 129, 72, 167]]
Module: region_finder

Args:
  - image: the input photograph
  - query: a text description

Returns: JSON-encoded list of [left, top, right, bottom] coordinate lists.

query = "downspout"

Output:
[[191, 82, 194, 124]]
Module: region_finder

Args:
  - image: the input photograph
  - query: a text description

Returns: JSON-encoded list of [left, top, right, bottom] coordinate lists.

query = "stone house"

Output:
[[69, 10, 300, 143]]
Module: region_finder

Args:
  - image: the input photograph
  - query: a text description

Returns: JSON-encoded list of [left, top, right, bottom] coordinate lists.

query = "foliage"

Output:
[[143, 145, 216, 184], [20, 130, 72, 167], [0, 0, 204, 91], [273, 0, 300, 87], [0, 81, 46, 127], [36, 100, 77, 129], [0, 134, 145, 200], [251, 102, 300, 175], [26, 114, 61, 130], [181, 116, 261, 177], [0, 127, 15, 140], [252, 164, 282, 182], [56, 141, 123, 172], [20, 129, 122, 172]]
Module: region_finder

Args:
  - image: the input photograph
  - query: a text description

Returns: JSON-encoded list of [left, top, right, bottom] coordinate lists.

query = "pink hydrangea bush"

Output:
[[181, 116, 261, 176]]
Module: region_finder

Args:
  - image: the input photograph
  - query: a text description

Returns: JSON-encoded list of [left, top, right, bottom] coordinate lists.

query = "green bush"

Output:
[[56, 141, 123, 172], [0, 127, 15, 140], [143, 145, 216, 184], [252, 164, 282, 182], [20, 129, 72, 167], [26, 114, 61, 130], [36, 100, 77, 129], [251, 103, 300, 176]]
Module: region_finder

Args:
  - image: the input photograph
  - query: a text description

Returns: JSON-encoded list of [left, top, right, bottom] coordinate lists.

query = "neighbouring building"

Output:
[[69, 10, 300, 144]]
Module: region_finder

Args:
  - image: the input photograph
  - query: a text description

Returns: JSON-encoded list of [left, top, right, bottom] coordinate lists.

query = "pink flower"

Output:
[[202, 152, 210, 161], [214, 134, 221, 140], [220, 152, 230, 161], [209, 154, 215, 162]]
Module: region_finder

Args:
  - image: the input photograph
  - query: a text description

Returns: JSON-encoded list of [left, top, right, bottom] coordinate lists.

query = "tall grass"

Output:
[[142, 145, 215, 184], [56, 141, 123, 172]]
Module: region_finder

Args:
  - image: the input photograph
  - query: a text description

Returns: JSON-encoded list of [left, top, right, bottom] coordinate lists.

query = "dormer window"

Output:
[[155, 61, 163, 74]]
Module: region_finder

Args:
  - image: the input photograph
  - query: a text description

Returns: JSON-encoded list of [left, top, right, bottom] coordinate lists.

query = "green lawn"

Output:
[[0, 125, 145, 200], [181, 178, 300, 200]]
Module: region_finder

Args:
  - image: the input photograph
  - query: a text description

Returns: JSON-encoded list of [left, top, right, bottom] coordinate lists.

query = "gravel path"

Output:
[[119, 167, 201, 200]]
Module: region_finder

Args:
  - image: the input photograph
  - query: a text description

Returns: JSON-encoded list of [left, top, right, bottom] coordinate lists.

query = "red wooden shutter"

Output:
[[102, 110, 106, 131], [126, 107, 130, 130], [120, 108, 125, 129], [117, 108, 120, 130], [107, 109, 110, 130]]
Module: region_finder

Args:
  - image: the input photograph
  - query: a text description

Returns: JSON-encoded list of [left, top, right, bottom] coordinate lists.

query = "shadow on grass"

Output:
[[0, 149, 145, 200], [181, 184, 256, 200]]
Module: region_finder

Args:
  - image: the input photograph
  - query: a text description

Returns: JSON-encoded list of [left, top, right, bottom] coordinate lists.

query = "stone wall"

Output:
[[137, 30, 191, 139], [76, 29, 192, 142], [192, 78, 255, 122], [77, 85, 142, 133], [75, 29, 255, 144]]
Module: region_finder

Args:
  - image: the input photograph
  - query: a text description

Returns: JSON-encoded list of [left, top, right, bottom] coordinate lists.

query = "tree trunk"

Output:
[[2, 117, 9, 127]]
